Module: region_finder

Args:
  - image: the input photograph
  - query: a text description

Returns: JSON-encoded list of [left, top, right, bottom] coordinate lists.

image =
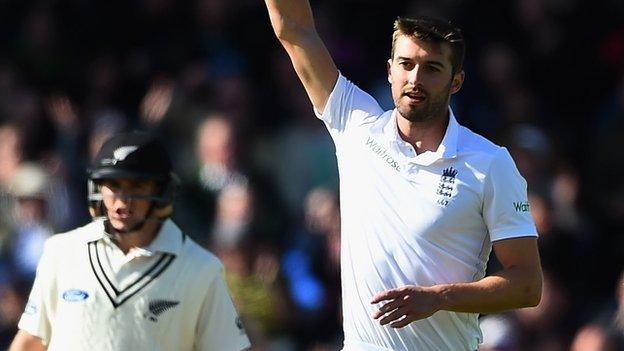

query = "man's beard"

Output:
[[396, 82, 452, 123]]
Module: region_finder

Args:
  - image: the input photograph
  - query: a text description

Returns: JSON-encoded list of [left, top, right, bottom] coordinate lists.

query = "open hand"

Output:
[[370, 285, 442, 328]]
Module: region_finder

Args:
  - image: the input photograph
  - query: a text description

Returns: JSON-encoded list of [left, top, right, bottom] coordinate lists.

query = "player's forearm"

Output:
[[264, 0, 316, 43], [9, 330, 47, 351], [264, 0, 338, 113], [434, 265, 542, 314]]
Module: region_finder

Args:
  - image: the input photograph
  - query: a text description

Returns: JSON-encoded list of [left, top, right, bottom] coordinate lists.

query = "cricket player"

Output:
[[10, 131, 251, 351], [264, 1, 543, 350]]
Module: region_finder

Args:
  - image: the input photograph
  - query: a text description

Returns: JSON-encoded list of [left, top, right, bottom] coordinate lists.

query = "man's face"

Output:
[[388, 35, 464, 123], [100, 178, 157, 233]]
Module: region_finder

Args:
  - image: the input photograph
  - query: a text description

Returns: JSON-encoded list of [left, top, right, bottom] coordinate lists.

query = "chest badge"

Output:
[[144, 299, 179, 322], [62, 289, 90, 302], [436, 167, 458, 206]]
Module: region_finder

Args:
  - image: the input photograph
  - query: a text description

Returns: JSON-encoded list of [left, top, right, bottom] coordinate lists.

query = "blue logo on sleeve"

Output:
[[62, 289, 90, 302], [24, 300, 38, 315]]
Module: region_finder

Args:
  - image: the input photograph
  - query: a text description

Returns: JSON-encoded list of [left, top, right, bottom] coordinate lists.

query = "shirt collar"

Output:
[[143, 219, 183, 256], [438, 107, 459, 159], [82, 219, 108, 242], [384, 107, 459, 162], [82, 218, 183, 256]]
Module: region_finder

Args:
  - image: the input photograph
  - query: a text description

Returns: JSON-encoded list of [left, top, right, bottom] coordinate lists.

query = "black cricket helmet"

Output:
[[87, 131, 177, 220]]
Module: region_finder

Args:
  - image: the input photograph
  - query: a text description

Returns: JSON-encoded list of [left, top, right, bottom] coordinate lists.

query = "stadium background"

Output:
[[0, 0, 623, 349]]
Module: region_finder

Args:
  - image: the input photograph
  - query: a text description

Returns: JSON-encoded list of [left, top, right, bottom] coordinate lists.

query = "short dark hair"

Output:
[[391, 16, 465, 75]]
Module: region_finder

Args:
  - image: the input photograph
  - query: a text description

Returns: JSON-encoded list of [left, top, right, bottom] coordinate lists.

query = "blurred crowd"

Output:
[[0, 0, 623, 350]]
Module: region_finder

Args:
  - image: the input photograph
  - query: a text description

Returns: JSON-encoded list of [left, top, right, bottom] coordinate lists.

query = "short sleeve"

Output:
[[314, 73, 384, 140], [483, 148, 538, 242], [17, 239, 55, 345], [195, 266, 250, 351]]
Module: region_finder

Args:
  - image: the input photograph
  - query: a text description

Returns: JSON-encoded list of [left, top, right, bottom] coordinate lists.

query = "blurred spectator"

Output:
[[173, 113, 248, 241], [616, 270, 624, 333], [0, 280, 27, 349], [590, 74, 624, 288], [513, 271, 571, 351], [479, 314, 519, 351], [44, 93, 88, 230], [0, 122, 23, 188], [88, 110, 128, 161], [211, 183, 290, 349], [549, 166, 589, 237], [281, 187, 341, 349], [506, 124, 552, 192], [570, 323, 621, 351], [175, 112, 284, 245], [1, 163, 54, 281], [0, 123, 25, 259], [528, 191, 590, 308], [195, 114, 247, 192], [212, 183, 254, 250], [139, 76, 174, 127], [254, 52, 339, 218]]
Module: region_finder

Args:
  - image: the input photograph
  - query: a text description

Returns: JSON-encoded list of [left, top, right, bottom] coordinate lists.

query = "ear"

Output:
[[387, 58, 393, 84], [153, 203, 173, 219], [450, 70, 465, 94]]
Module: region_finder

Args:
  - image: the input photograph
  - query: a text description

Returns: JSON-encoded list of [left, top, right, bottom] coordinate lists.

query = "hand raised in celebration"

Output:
[[370, 285, 443, 328]]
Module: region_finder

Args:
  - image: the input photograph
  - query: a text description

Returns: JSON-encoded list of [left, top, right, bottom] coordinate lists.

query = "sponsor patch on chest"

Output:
[[364, 136, 401, 172], [61, 289, 90, 302]]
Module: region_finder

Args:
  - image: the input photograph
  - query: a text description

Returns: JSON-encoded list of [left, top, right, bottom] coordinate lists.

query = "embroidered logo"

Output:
[[24, 300, 38, 315], [436, 167, 458, 206], [144, 299, 179, 322]]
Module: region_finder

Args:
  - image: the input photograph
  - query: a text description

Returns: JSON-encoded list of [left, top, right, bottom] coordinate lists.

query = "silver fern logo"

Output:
[[144, 299, 179, 322], [101, 146, 139, 165], [113, 146, 139, 161]]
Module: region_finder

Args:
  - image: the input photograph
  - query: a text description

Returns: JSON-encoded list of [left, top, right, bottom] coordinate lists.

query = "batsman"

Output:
[[10, 132, 250, 351]]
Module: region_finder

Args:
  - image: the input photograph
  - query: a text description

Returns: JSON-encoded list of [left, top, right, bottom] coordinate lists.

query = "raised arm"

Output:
[[264, 0, 338, 113]]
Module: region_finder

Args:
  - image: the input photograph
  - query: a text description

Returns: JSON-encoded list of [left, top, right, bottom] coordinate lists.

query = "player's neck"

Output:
[[397, 109, 449, 155], [107, 220, 161, 254]]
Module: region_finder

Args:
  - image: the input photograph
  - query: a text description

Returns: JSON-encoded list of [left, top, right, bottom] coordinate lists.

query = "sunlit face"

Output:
[[100, 179, 157, 233], [196, 117, 234, 167], [387, 35, 464, 123]]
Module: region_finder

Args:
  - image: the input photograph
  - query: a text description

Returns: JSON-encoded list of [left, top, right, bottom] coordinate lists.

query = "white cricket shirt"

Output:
[[316, 74, 537, 351], [18, 219, 250, 351]]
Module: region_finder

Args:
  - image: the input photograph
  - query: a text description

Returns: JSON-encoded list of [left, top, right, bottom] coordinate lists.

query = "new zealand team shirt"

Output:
[[316, 74, 537, 351], [18, 219, 250, 351]]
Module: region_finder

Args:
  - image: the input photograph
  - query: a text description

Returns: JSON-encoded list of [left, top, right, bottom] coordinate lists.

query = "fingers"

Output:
[[390, 315, 414, 328], [370, 288, 403, 304], [378, 306, 408, 326], [370, 285, 436, 328], [372, 298, 403, 319]]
